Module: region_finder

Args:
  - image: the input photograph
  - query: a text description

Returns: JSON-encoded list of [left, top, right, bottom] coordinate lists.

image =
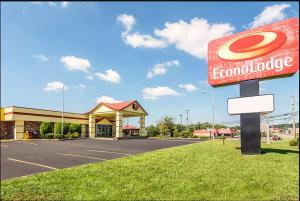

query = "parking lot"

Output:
[[1, 138, 201, 180]]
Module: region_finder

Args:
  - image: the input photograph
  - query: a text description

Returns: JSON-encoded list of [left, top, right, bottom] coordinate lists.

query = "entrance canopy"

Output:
[[85, 100, 147, 139]]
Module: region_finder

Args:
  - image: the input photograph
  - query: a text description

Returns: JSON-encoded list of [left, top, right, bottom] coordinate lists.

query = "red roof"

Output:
[[103, 100, 136, 111], [217, 129, 238, 134], [193, 128, 238, 135], [123, 125, 140, 130], [85, 100, 148, 115]]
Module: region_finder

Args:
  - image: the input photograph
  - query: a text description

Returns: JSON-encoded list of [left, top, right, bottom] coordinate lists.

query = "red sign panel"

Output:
[[208, 18, 299, 86]]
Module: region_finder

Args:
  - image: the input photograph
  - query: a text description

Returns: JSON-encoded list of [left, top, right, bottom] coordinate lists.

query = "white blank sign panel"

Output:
[[228, 94, 274, 115]]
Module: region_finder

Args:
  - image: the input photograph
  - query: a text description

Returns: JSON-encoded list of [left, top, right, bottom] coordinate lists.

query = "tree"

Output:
[[39, 122, 53, 138], [54, 122, 70, 135], [69, 123, 81, 134], [157, 116, 175, 137], [147, 125, 159, 137], [214, 124, 227, 129]]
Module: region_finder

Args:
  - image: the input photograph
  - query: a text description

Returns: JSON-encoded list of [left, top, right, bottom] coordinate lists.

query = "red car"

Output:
[[272, 135, 281, 141]]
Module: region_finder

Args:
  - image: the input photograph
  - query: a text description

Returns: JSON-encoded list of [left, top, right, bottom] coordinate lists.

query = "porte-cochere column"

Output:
[[139, 115, 146, 136], [115, 111, 123, 138], [89, 115, 95, 138]]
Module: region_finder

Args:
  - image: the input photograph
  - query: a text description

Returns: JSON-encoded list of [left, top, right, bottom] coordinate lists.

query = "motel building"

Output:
[[0, 100, 147, 140]]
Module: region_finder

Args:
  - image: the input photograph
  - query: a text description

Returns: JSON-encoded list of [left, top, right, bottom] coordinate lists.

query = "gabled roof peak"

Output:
[[85, 99, 148, 115]]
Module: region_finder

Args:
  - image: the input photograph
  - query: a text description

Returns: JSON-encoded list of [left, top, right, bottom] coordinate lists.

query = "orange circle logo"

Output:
[[217, 30, 287, 61]]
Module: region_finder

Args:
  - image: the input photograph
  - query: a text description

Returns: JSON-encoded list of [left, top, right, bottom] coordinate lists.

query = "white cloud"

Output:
[[154, 18, 235, 60], [86, 75, 93, 80], [249, 4, 290, 28], [31, 1, 69, 8], [117, 14, 136, 36], [117, 14, 167, 48], [60, 56, 91, 73], [33, 54, 49, 62], [124, 33, 167, 48], [117, 15, 234, 59], [44, 81, 68, 92], [179, 83, 199, 92], [147, 60, 180, 79], [48, 1, 56, 6], [96, 96, 122, 104], [74, 84, 86, 89], [143, 86, 179, 100], [61, 1, 70, 8], [30, 2, 42, 4], [95, 69, 121, 84]]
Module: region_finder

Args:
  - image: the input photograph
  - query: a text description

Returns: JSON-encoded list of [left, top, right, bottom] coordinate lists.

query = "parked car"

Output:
[[272, 135, 281, 141]]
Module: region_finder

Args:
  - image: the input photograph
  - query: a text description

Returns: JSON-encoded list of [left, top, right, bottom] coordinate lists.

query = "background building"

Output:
[[0, 100, 147, 140]]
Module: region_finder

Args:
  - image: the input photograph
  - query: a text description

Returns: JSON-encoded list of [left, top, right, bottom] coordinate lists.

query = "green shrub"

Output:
[[71, 132, 80, 138], [64, 132, 80, 139], [289, 137, 299, 146], [45, 133, 64, 139], [179, 130, 192, 138], [54, 122, 70, 135], [147, 125, 160, 137], [69, 123, 81, 134], [54, 134, 64, 139], [45, 133, 54, 139], [39, 122, 53, 138], [64, 133, 72, 139]]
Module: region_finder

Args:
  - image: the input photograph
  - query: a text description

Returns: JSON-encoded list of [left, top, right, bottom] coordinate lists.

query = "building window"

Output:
[[96, 124, 112, 137]]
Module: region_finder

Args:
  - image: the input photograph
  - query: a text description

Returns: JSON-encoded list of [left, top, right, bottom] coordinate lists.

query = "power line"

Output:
[[291, 95, 297, 138], [186, 109, 189, 130]]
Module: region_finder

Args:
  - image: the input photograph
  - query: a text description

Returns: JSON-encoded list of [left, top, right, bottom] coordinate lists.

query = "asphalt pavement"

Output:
[[1, 138, 202, 180]]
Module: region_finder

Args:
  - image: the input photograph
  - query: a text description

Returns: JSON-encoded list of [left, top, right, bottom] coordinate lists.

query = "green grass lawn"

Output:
[[1, 140, 299, 201]]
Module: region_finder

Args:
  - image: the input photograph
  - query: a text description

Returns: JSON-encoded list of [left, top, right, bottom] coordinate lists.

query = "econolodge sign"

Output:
[[208, 18, 299, 86]]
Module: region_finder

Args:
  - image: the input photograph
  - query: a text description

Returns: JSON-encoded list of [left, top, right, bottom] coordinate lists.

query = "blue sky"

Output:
[[1, 2, 299, 126]]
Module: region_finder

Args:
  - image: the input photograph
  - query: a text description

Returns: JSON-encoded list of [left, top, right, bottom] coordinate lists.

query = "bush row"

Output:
[[40, 122, 81, 139], [44, 132, 80, 139]]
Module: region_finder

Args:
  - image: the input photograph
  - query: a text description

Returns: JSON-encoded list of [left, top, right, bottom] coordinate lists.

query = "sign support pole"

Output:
[[240, 80, 261, 155]]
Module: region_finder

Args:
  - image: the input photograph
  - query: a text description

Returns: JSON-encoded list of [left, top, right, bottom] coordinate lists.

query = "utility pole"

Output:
[[200, 90, 215, 140], [290, 95, 296, 139], [266, 118, 270, 144], [186, 109, 189, 131], [212, 92, 215, 141], [179, 114, 183, 132], [61, 85, 64, 137]]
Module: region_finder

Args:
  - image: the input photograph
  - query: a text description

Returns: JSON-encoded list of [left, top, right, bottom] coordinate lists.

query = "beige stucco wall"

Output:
[[93, 105, 114, 114], [97, 118, 113, 125], [14, 120, 24, 140], [4, 106, 88, 124], [123, 104, 147, 115]]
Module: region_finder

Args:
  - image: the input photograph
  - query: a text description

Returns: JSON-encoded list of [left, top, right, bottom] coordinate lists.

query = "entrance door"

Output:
[[96, 124, 112, 137]]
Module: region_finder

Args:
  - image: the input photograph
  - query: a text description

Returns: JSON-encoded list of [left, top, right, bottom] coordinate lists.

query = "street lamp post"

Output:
[[186, 109, 189, 131], [201, 90, 215, 141], [179, 114, 183, 132], [61, 85, 64, 137]]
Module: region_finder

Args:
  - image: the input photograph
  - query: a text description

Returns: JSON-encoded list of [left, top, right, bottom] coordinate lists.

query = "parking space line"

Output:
[[17, 141, 39, 146], [56, 153, 107, 160], [86, 149, 132, 156], [8, 158, 58, 170], [0, 144, 8, 148]]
